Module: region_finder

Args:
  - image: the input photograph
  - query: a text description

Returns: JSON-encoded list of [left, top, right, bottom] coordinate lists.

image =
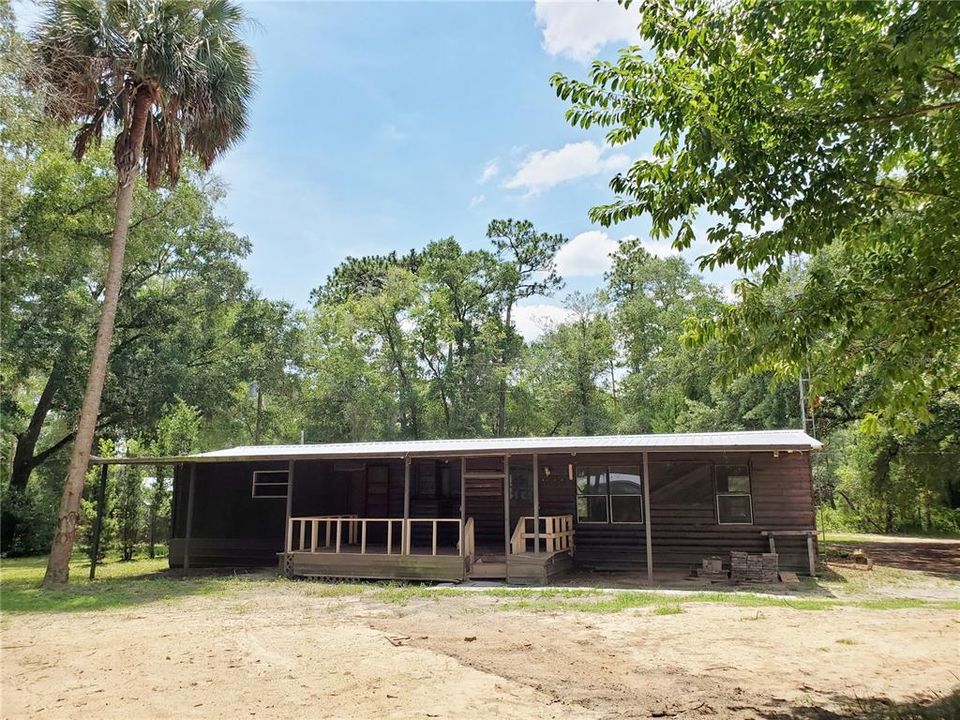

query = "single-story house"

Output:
[[95, 430, 821, 582], [97, 429, 821, 583]]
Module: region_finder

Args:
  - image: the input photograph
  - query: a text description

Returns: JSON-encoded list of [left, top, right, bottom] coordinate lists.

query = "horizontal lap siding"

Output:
[[169, 538, 280, 567], [568, 450, 816, 574]]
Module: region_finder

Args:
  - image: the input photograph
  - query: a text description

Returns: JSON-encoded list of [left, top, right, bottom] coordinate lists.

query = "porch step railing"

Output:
[[510, 515, 575, 555], [460, 517, 476, 564], [287, 515, 467, 557]]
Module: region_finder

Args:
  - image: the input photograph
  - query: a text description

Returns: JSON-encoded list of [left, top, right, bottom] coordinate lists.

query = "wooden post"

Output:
[[149, 463, 161, 559], [642, 451, 653, 582], [183, 463, 196, 575], [768, 535, 777, 554], [807, 534, 817, 578], [460, 458, 466, 560], [89, 463, 109, 580], [284, 459, 295, 553], [403, 456, 411, 555], [502, 455, 511, 558], [532, 453, 540, 556]]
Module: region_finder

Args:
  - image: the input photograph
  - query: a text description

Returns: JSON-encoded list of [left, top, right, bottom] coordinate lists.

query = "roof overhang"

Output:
[[89, 430, 821, 465]]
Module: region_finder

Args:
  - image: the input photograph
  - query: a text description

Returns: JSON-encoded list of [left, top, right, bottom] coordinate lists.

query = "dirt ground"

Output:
[[822, 537, 960, 577], [3, 583, 959, 720]]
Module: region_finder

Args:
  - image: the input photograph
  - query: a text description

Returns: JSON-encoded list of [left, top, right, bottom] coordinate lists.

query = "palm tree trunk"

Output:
[[43, 87, 152, 587]]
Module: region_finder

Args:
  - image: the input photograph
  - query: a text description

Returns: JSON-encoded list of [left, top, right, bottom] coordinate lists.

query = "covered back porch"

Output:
[[273, 454, 587, 583]]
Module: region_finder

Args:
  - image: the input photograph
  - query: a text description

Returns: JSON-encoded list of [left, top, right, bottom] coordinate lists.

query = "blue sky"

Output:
[[15, 1, 739, 338]]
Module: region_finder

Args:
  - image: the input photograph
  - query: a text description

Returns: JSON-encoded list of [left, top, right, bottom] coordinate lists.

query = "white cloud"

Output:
[[534, 0, 641, 62], [555, 230, 619, 277], [468, 194, 486, 209], [555, 231, 680, 278], [503, 141, 630, 196], [478, 159, 499, 184], [513, 303, 575, 341], [641, 239, 680, 258]]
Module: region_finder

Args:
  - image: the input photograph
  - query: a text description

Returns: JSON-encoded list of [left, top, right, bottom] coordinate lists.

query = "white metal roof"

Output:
[[185, 429, 820, 462]]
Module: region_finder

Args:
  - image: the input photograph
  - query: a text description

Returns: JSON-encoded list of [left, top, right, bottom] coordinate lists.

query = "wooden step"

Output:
[[469, 560, 507, 579]]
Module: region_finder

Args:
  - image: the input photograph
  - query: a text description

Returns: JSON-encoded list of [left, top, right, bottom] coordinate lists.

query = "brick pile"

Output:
[[730, 551, 779, 583], [696, 555, 728, 581]]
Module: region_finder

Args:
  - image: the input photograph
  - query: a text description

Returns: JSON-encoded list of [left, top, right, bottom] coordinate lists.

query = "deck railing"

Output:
[[461, 517, 475, 564], [287, 515, 468, 557], [510, 514, 575, 555]]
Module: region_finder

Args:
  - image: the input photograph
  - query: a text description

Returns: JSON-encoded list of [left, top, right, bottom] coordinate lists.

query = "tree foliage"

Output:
[[550, 0, 960, 427]]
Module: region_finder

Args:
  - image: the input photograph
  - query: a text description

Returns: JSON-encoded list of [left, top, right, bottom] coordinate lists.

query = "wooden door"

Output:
[[365, 465, 390, 516], [463, 460, 505, 552]]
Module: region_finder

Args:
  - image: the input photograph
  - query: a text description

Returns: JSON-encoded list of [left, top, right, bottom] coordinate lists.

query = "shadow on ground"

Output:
[[754, 687, 960, 720]]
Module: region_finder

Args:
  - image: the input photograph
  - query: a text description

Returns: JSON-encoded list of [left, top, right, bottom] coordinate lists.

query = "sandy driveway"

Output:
[[3, 585, 958, 719]]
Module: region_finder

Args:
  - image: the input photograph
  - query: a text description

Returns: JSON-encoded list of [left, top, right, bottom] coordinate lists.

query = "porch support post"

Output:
[[284, 459, 295, 553], [642, 451, 653, 582], [459, 458, 466, 557], [183, 462, 196, 575], [403, 456, 411, 555], [502, 455, 511, 558], [532, 453, 540, 555], [88, 462, 109, 580]]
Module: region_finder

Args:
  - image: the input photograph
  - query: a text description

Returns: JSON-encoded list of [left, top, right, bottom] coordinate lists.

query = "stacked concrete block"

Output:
[[730, 551, 779, 583]]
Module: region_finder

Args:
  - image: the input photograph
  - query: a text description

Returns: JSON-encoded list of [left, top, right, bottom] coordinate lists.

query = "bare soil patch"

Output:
[[3, 585, 958, 719], [823, 538, 960, 577]]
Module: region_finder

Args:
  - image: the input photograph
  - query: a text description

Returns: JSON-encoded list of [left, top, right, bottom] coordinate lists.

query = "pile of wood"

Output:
[[730, 551, 779, 583], [696, 555, 729, 581]]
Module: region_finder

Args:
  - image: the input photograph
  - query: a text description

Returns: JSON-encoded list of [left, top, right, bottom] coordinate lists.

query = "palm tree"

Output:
[[31, 0, 255, 586]]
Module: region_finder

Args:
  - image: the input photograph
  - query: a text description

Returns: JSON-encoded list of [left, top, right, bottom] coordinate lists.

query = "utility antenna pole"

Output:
[[798, 371, 816, 438]]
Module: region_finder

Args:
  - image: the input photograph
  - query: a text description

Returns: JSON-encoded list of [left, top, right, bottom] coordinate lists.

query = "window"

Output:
[[576, 465, 644, 524], [716, 463, 753, 524], [439, 463, 460, 498], [510, 463, 532, 502], [414, 462, 437, 499], [252, 470, 289, 499]]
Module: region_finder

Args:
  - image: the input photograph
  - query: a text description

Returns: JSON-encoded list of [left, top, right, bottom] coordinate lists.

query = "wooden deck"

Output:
[[285, 548, 468, 581], [280, 515, 575, 583], [506, 550, 573, 584]]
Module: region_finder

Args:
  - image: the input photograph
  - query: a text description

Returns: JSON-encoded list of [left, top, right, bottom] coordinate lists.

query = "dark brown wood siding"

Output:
[[569, 450, 816, 573], [170, 448, 816, 574]]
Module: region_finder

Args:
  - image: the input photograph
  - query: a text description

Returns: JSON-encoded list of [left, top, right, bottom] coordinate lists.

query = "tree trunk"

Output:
[[496, 302, 512, 437], [9, 370, 58, 492], [2, 371, 59, 551], [254, 383, 263, 444], [43, 87, 152, 587]]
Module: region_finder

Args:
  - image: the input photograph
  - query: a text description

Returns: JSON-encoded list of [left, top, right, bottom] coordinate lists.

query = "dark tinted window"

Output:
[[717, 494, 753, 524]]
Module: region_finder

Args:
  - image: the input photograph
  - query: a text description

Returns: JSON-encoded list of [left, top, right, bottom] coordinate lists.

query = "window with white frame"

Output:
[[252, 470, 289, 499], [715, 463, 753, 524], [576, 465, 644, 523]]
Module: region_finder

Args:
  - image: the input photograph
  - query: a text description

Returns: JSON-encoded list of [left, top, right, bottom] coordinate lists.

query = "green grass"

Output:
[[5, 556, 957, 617], [470, 588, 960, 614], [0, 555, 240, 614], [653, 603, 683, 615]]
